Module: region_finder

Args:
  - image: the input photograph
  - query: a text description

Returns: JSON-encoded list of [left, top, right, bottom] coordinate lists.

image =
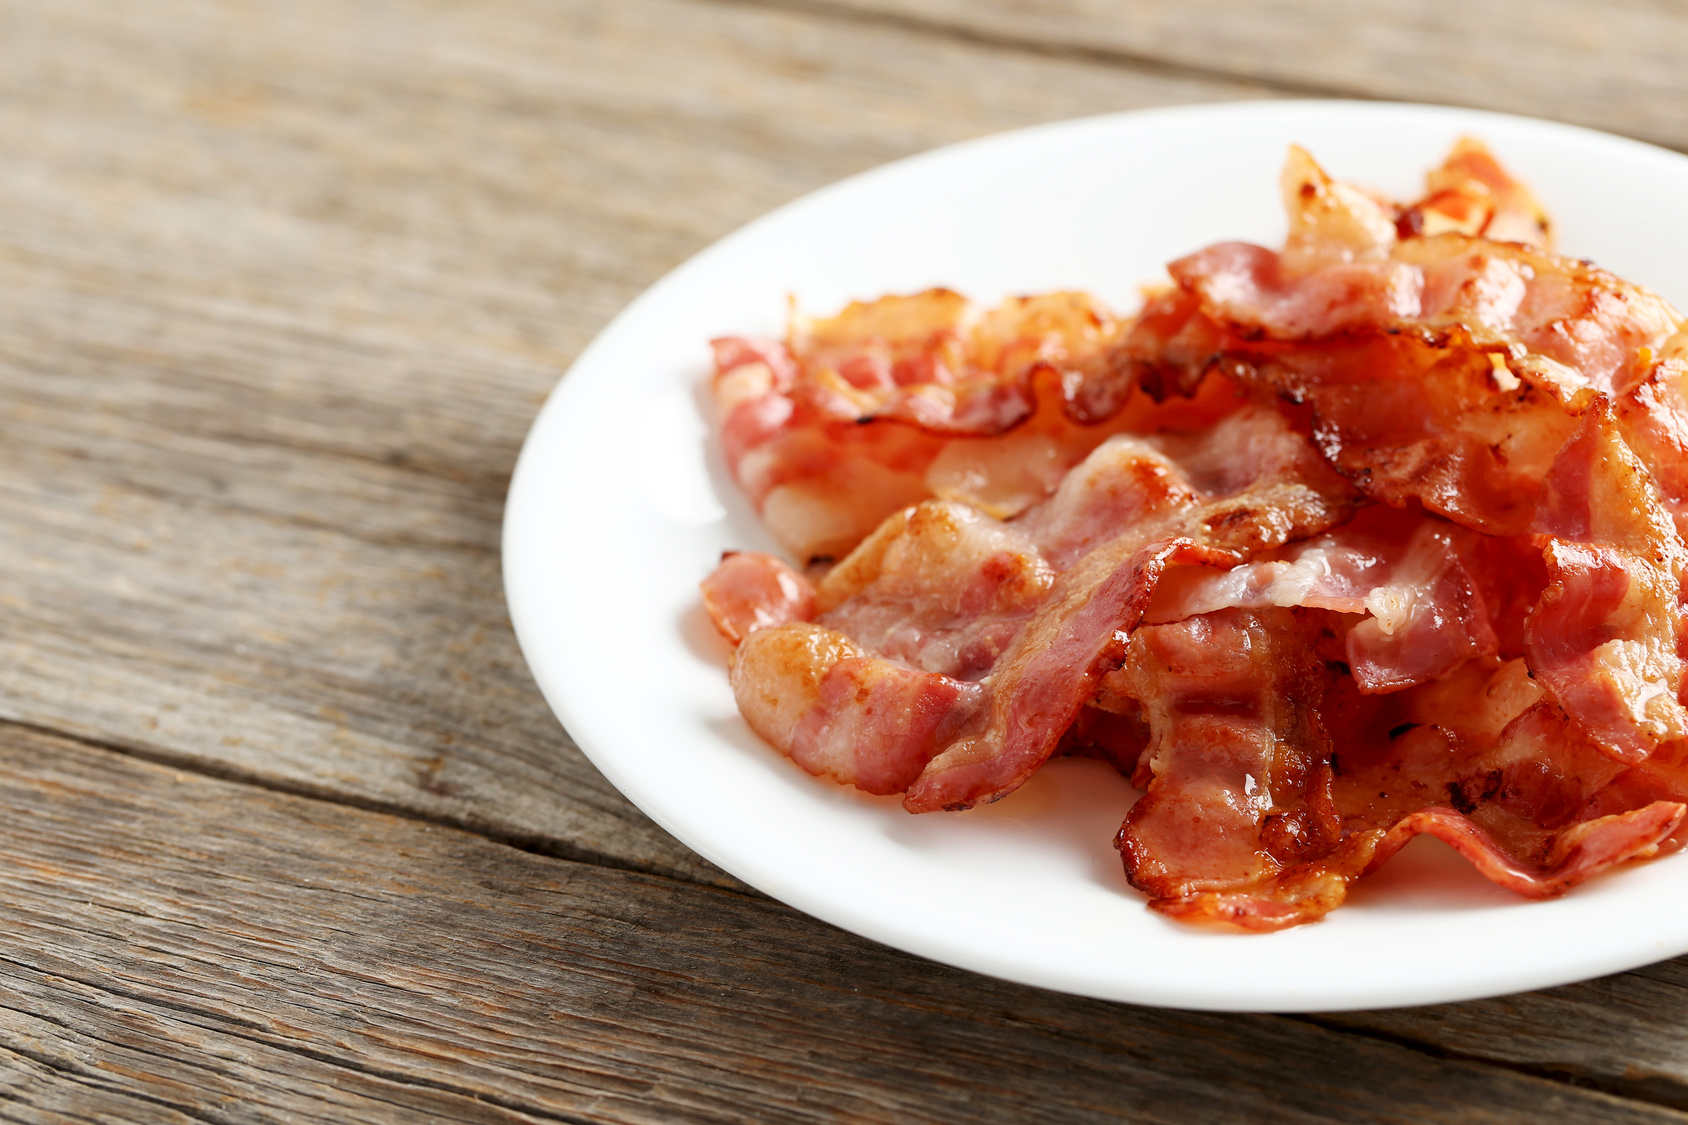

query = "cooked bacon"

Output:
[[1525, 403, 1688, 762], [1156, 802, 1683, 931], [902, 536, 1242, 813], [1141, 506, 1501, 693], [1398, 137, 1553, 248], [712, 290, 1254, 561], [718, 497, 1050, 790], [1615, 353, 1688, 537], [1100, 150, 1688, 925], [1133, 253, 1673, 533], [1093, 146, 1682, 542], [789, 655, 984, 795], [704, 138, 1688, 931], [1015, 435, 1197, 570], [1135, 660, 1683, 930], [903, 408, 1356, 813], [813, 500, 1054, 680], [1115, 608, 1337, 900], [729, 624, 984, 794], [789, 290, 1094, 431], [699, 551, 816, 645], [710, 289, 1121, 556], [706, 405, 1355, 811], [1173, 184, 1678, 390], [1104, 302, 1578, 535]]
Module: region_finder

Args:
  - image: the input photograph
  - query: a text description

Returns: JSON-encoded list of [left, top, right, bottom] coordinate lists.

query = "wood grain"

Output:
[[7, 0, 1688, 1117], [812, 0, 1688, 152], [1316, 961, 1688, 1111], [0, 721, 1680, 1125], [0, 0, 1270, 884]]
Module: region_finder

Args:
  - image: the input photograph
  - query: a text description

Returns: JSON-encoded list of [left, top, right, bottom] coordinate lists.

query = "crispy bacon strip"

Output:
[[1115, 607, 1337, 902], [729, 624, 985, 795], [1156, 803, 1684, 931], [712, 291, 1253, 561], [1096, 147, 1682, 540], [903, 535, 1242, 812], [1142, 506, 1501, 694], [814, 500, 1054, 680], [709, 406, 1355, 810], [704, 138, 1688, 931], [1173, 186, 1677, 394], [903, 408, 1356, 812], [1398, 137, 1553, 248], [708, 290, 1123, 563], [1615, 353, 1688, 537], [1527, 403, 1688, 762], [1135, 663, 1684, 931], [722, 501, 1048, 791]]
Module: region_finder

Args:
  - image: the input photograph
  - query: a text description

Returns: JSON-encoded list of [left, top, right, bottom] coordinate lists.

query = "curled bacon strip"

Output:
[[712, 407, 1354, 812], [1527, 402, 1688, 762], [700, 551, 815, 645]]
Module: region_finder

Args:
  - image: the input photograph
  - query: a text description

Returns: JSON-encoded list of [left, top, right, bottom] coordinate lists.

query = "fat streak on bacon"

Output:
[[698, 139, 1688, 930]]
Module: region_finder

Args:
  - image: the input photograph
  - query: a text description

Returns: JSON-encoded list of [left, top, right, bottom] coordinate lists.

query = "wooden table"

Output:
[[6, 1, 1688, 1120]]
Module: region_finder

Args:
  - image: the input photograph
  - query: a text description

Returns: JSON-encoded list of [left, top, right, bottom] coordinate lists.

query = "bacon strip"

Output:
[[1616, 354, 1688, 538], [789, 656, 984, 795], [699, 551, 816, 644], [1134, 670, 1684, 930], [903, 535, 1242, 812], [1171, 222, 1678, 395], [730, 624, 984, 795], [1115, 607, 1337, 902], [1526, 403, 1688, 762], [1154, 802, 1684, 931], [1398, 136, 1553, 248], [1092, 147, 1682, 540], [707, 406, 1355, 810], [1143, 507, 1501, 694], [812, 500, 1054, 680], [903, 408, 1356, 812]]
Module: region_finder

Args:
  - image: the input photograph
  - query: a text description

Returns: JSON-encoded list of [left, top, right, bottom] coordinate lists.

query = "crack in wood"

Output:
[[0, 1038, 228, 1125], [703, 0, 1374, 101], [1293, 1014, 1688, 1118], [0, 716, 753, 898], [0, 987, 597, 1125]]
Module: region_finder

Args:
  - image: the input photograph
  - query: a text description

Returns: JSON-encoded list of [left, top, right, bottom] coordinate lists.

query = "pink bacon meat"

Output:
[[718, 407, 1354, 808], [700, 137, 1688, 930]]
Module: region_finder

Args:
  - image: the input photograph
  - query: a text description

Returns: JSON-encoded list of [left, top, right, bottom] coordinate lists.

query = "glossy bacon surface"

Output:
[[701, 138, 1688, 930], [713, 292, 1245, 562], [720, 407, 1354, 809]]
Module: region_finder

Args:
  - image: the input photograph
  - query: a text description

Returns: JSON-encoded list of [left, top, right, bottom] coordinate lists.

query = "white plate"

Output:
[[503, 101, 1688, 1012]]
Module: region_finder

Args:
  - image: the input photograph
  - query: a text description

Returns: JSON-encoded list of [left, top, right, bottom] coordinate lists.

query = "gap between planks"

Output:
[[1289, 1013, 1688, 1116], [0, 715, 750, 895]]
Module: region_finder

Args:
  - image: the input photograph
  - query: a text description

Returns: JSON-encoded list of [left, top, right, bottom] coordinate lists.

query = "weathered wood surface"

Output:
[[5, 0, 1688, 1119], [2, 723, 1683, 1125], [822, 0, 1688, 152], [0, 0, 1269, 886]]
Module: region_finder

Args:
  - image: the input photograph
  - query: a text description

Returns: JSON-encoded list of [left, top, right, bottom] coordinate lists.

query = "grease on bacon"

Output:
[[701, 137, 1688, 930]]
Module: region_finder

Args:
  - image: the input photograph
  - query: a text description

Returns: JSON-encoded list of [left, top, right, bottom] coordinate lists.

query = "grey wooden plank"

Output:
[[0, 0, 1271, 879], [810, 0, 1688, 151], [0, 1045, 201, 1125], [0, 721, 1679, 1125], [1315, 961, 1688, 1111]]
